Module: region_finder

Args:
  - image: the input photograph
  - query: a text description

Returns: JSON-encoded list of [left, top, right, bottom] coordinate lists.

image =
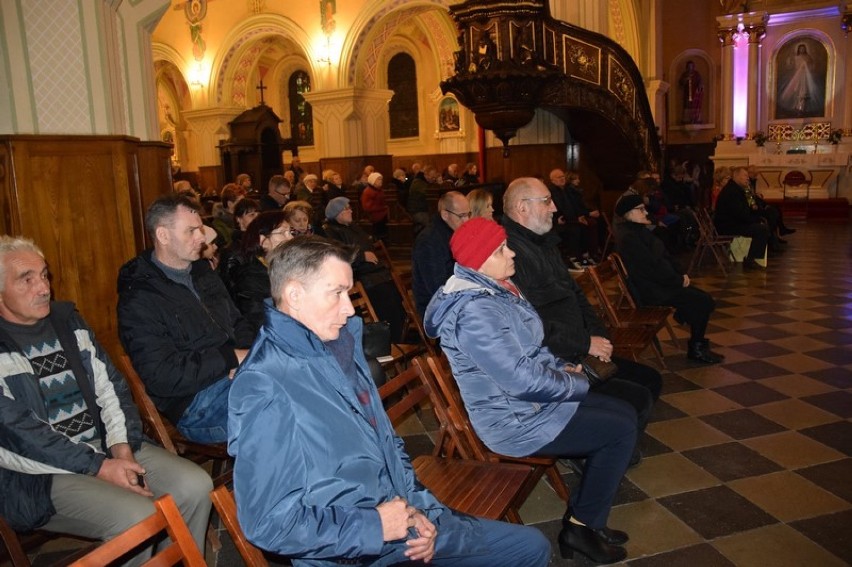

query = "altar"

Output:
[[713, 141, 852, 201]]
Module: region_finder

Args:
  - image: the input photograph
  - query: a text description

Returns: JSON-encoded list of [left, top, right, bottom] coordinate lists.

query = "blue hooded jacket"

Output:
[[424, 264, 589, 458], [229, 301, 485, 565]]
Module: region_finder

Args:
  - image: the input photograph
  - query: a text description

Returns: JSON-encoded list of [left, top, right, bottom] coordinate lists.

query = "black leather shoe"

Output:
[[743, 257, 765, 271], [688, 339, 724, 364], [558, 521, 627, 563], [779, 227, 797, 235], [592, 526, 630, 546]]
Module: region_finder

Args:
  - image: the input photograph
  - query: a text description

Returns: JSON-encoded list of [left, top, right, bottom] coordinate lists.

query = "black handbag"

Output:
[[362, 321, 391, 358], [581, 355, 619, 387]]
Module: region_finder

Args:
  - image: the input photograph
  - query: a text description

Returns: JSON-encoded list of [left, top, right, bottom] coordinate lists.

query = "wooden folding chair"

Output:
[[349, 282, 426, 372], [417, 356, 571, 507], [117, 354, 232, 487], [68, 495, 205, 567], [371, 241, 436, 356], [209, 487, 268, 567], [688, 207, 734, 276], [0, 518, 95, 567], [605, 253, 682, 351], [586, 260, 668, 369], [574, 272, 664, 368], [599, 211, 615, 260], [378, 359, 535, 522]]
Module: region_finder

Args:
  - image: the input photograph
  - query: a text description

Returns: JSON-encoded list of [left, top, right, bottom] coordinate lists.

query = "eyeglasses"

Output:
[[445, 210, 472, 220], [522, 196, 552, 205]]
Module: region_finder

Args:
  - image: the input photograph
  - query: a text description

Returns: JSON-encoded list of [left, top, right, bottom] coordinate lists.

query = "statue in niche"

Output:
[[678, 60, 704, 124], [776, 41, 826, 119]]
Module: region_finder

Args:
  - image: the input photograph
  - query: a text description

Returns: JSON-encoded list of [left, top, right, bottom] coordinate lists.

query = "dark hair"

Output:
[[220, 183, 240, 207], [268, 236, 357, 305], [145, 194, 201, 240], [234, 198, 260, 219], [241, 211, 288, 257]]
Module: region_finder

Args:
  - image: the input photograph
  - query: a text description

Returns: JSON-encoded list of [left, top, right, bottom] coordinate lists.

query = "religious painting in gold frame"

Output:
[[772, 35, 829, 121]]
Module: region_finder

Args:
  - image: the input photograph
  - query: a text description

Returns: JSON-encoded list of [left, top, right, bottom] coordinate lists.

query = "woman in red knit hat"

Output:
[[424, 217, 637, 565]]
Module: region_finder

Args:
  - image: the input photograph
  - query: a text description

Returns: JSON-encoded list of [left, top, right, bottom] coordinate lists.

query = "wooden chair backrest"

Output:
[[349, 281, 379, 323], [587, 259, 634, 327], [117, 354, 178, 454], [608, 252, 639, 309], [69, 495, 205, 567], [0, 516, 29, 567], [418, 356, 493, 461], [210, 487, 268, 567]]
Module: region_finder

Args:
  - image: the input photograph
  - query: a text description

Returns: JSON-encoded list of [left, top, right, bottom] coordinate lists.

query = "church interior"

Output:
[[1, 0, 850, 565]]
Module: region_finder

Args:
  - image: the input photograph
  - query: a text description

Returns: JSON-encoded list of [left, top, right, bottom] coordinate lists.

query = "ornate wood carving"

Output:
[[441, 0, 661, 172]]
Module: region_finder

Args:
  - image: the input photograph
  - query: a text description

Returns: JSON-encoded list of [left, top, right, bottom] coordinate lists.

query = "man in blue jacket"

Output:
[[0, 236, 212, 564], [228, 236, 550, 567]]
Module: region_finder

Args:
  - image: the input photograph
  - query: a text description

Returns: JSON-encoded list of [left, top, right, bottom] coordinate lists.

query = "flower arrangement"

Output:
[[752, 131, 768, 147], [828, 129, 843, 145]]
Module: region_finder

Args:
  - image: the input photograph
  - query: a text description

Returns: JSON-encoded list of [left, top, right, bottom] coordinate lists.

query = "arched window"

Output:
[[388, 53, 418, 139], [288, 71, 314, 145]]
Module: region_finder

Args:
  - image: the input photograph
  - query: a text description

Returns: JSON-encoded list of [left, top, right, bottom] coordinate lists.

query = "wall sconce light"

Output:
[[316, 36, 333, 66], [189, 62, 205, 88]]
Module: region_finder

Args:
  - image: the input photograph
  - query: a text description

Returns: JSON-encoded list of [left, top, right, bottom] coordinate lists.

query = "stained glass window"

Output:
[[388, 53, 419, 139], [288, 70, 314, 145]]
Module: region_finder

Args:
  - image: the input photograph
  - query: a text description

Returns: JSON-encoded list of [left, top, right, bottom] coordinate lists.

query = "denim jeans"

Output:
[[177, 377, 231, 443]]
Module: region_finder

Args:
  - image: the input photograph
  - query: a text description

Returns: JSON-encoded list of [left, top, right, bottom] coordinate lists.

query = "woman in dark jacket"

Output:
[[226, 211, 293, 334], [614, 195, 723, 364], [322, 196, 406, 342]]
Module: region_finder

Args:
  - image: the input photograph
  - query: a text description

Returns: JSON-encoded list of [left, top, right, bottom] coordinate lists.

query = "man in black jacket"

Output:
[[714, 166, 769, 270], [502, 178, 662, 446], [411, 191, 471, 317], [118, 195, 255, 444], [0, 236, 211, 562]]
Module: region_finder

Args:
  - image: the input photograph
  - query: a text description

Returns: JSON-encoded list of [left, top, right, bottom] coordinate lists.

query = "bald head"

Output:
[[439, 191, 471, 231], [549, 169, 566, 187], [504, 177, 557, 235]]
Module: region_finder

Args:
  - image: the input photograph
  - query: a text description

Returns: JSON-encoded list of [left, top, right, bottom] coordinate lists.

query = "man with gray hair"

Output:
[[0, 236, 212, 563], [117, 194, 255, 444], [228, 235, 550, 566], [502, 177, 661, 459]]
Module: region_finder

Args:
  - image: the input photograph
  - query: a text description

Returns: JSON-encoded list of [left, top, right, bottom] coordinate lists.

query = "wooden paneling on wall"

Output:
[[319, 155, 393, 187], [485, 144, 567, 184], [0, 135, 172, 357]]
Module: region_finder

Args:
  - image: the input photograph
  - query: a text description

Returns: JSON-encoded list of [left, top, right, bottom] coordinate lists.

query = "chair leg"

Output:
[[545, 465, 570, 502], [665, 320, 682, 351], [503, 508, 524, 524]]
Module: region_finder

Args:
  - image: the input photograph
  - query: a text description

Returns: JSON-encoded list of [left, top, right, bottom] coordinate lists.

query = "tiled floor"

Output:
[[13, 218, 850, 566]]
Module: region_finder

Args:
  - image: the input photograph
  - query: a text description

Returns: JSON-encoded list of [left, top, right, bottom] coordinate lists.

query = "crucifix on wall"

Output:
[[256, 79, 267, 105]]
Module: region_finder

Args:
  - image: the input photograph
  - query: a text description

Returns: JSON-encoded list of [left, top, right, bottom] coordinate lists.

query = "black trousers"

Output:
[[592, 356, 662, 431], [662, 285, 716, 341]]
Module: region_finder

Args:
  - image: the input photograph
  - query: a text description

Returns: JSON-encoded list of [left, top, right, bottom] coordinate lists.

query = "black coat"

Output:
[[117, 251, 255, 423], [714, 180, 758, 235], [226, 253, 270, 336], [412, 215, 454, 316], [322, 220, 392, 287], [614, 220, 684, 306], [503, 216, 609, 361]]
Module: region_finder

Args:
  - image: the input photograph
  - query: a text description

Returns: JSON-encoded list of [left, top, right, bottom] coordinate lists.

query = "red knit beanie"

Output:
[[450, 217, 507, 270]]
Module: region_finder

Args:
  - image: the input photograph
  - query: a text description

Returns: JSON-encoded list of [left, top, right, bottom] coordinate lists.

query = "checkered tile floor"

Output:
[[400, 218, 851, 566], [16, 219, 850, 567]]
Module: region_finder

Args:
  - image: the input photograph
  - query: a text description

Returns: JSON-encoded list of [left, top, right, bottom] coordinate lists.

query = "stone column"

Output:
[[646, 79, 670, 130], [303, 87, 394, 157], [182, 108, 244, 170], [717, 27, 736, 138], [745, 18, 767, 137]]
